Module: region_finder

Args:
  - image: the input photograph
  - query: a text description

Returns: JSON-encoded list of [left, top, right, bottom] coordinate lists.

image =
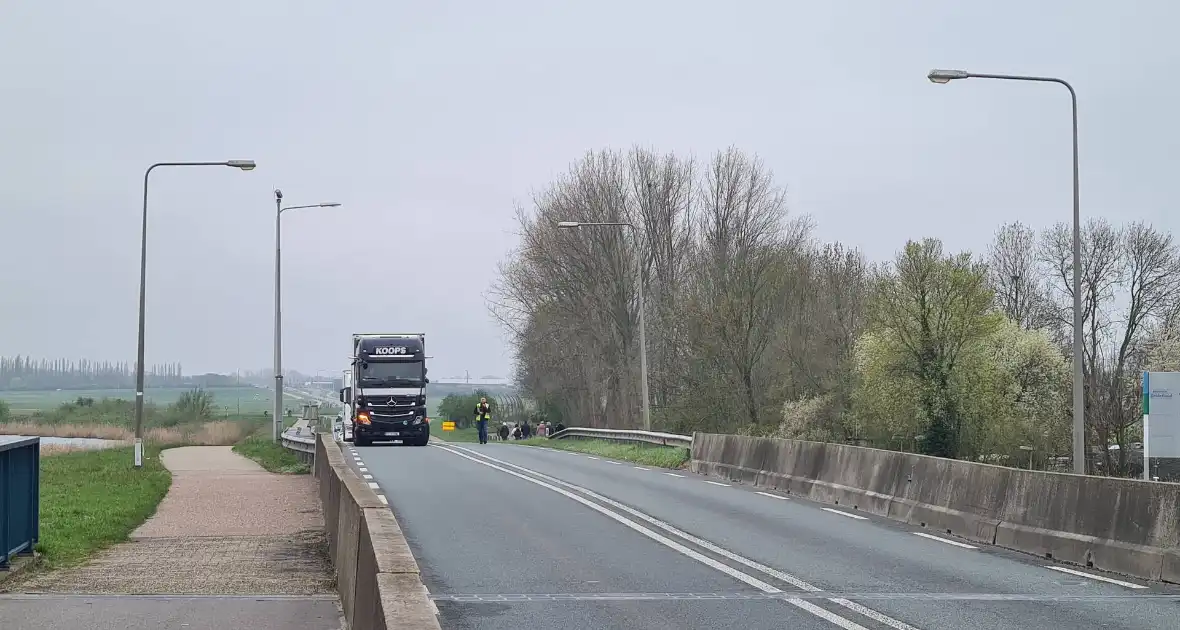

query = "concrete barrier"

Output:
[[315, 434, 441, 629], [691, 432, 1180, 584]]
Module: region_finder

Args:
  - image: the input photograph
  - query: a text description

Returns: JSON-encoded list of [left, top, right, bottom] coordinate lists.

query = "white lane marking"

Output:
[[429, 445, 783, 593], [663, 473, 685, 478], [756, 491, 789, 501], [359, 467, 368, 473], [1046, 566, 1147, 589], [377, 494, 388, 505], [912, 532, 977, 549], [704, 481, 730, 487], [586, 456, 600, 460], [363, 474, 374, 480], [822, 508, 868, 521], [368, 482, 380, 489], [441, 444, 919, 630], [606, 461, 623, 465], [634, 467, 650, 471]]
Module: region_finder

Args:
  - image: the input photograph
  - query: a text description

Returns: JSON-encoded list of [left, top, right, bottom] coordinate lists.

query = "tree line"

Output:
[[489, 146, 1180, 477], [0, 356, 187, 391]]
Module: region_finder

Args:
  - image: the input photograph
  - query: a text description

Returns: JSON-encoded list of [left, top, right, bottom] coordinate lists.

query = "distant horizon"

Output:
[[0, 353, 507, 382]]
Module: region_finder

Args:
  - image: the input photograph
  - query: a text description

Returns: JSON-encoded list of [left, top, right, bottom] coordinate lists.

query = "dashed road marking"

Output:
[[756, 491, 789, 500], [822, 508, 868, 521], [363, 474, 373, 480], [368, 482, 380, 489], [912, 532, 977, 549], [586, 456, 600, 460], [359, 467, 368, 473], [377, 494, 388, 505], [704, 481, 730, 487], [1046, 566, 1147, 589], [606, 461, 623, 465], [663, 473, 685, 478], [634, 467, 650, 471]]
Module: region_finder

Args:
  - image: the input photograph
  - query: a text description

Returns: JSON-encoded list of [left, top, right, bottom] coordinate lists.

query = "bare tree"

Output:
[[685, 147, 803, 430], [628, 148, 695, 410], [987, 222, 1054, 330], [1038, 219, 1180, 475]]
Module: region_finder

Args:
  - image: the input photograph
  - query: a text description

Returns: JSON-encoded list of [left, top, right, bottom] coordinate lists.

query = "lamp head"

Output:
[[226, 159, 257, 171], [927, 69, 970, 84]]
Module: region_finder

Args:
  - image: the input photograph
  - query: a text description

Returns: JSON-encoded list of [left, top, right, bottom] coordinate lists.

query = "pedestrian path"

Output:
[[1, 446, 342, 630]]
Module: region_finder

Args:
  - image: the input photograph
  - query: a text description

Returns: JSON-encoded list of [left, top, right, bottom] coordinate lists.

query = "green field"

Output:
[[0, 387, 326, 416]]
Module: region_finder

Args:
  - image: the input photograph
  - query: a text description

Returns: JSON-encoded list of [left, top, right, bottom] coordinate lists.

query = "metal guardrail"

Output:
[[281, 429, 317, 454], [549, 427, 693, 448], [1, 436, 40, 568]]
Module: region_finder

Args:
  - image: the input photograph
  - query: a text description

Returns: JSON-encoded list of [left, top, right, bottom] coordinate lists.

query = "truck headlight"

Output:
[[412, 415, 424, 425]]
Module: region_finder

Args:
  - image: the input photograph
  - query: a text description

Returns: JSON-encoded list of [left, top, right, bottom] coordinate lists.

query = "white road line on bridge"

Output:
[[633, 466, 650, 471], [1046, 566, 1147, 589], [605, 461, 623, 465], [663, 472, 685, 478], [377, 494, 388, 505], [912, 532, 977, 549], [756, 491, 790, 500], [430, 444, 873, 629], [368, 482, 380, 490], [359, 467, 368, 473], [586, 456, 600, 460], [704, 480, 730, 487], [822, 508, 868, 521], [440, 443, 921, 630], [363, 474, 373, 480]]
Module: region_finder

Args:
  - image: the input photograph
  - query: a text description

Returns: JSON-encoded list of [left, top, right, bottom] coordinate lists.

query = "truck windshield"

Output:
[[360, 361, 424, 384]]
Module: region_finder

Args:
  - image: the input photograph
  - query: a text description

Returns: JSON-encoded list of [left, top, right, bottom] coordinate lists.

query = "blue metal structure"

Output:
[[0, 436, 40, 568]]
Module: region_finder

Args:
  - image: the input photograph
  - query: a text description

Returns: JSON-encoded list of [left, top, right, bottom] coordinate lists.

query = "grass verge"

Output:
[[36, 445, 172, 569], [232, 432, 310, 474], [517, 437, 690, 469], [434, 425, 481, 443]]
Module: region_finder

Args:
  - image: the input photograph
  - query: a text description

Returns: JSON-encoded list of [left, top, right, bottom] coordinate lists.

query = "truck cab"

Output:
[[341, 333, 430, 447]]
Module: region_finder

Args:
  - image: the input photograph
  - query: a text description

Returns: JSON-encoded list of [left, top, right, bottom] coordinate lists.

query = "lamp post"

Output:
[[556, 221, 651, 432], [134, 160, 256, 468], [273, 192, 341, 441], [927, 68, 1085, 475]]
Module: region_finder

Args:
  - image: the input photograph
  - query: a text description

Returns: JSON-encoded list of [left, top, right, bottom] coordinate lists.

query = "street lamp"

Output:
[[556, 221, 651, 432], [927, 68, 1085, 475], [273, 191, 341, 441], [134, 160, 257, 468]]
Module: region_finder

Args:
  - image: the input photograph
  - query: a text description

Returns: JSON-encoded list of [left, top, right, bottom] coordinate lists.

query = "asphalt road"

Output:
[[350, 439, 1180, 630]]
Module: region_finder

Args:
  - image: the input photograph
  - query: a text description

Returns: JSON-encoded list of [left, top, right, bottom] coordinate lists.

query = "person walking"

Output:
[[473, 397, 492, 444]]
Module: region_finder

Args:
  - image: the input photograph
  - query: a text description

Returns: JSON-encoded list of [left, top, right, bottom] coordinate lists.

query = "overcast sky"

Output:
[[2, 1, 1177, 378]]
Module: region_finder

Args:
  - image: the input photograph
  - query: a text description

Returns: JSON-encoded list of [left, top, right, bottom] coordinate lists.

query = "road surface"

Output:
[[348, 440, 1180, 629]]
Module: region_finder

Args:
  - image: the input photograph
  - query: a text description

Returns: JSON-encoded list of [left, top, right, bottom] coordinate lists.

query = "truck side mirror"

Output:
[[339, 387, 352, 404]]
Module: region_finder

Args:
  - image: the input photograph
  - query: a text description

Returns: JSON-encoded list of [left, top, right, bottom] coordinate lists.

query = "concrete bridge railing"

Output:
[[690, 432, 1180, 584]]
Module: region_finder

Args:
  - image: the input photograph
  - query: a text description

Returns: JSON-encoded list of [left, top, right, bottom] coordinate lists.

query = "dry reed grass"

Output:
[[0, 421, 132, 440], [1, 419, 255, 448]]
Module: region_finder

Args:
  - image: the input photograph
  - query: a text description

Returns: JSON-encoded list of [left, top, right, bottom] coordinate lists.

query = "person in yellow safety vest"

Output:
[[473, 397, 492, 444]]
